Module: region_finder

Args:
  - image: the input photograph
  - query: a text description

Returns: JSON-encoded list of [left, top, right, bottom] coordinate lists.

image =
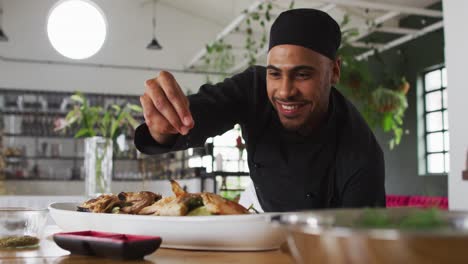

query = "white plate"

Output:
[[48, 202, 287, 251]]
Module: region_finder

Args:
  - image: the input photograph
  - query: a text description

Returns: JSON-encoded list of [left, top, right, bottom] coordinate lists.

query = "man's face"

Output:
[[266, 44, 340, 133]]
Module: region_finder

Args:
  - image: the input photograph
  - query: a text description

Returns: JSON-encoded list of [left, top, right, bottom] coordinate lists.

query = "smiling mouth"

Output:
[[275, 100, 309, 118]]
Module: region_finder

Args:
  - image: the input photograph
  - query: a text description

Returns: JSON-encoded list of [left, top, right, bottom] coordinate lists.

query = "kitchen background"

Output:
[[0, 0, 467, 210]]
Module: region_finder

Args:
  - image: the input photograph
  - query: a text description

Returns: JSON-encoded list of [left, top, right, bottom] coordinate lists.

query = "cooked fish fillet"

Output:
[[201, 192, 249, 215], [138, 196, 188, 216], [117, 191, 162, 214], [77, 194, 121, 213], [170, 179, 186, 197]]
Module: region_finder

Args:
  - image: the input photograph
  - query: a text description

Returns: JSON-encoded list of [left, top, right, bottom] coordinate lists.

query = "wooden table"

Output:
[[0, 226, 294, 264]]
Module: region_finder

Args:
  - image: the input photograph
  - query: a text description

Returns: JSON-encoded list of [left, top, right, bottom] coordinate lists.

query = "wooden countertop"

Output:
[[0, 226, 294, 264]]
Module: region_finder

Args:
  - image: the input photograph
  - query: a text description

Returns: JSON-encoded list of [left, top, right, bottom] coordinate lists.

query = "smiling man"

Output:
[[135, 9, 386, 212]]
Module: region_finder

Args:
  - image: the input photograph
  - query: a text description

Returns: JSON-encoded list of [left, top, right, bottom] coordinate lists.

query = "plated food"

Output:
[[50, 181, 284, 250], [77, 180, 249, 216]]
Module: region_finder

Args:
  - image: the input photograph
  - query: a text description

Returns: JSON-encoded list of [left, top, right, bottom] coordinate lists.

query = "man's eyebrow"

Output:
[[266, 65, 317, 72], [290, 65, 317, 72], [266, 65, 281, 71]]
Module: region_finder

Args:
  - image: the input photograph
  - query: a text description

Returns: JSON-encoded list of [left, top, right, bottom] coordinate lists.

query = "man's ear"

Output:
[[331, 57, 341, 86]]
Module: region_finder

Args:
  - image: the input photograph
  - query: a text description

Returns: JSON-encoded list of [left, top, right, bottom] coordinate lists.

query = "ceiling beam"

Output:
[[374, 26, 419, 35], [185, 1, 263, 69], [350, 42, 384, 49], [356, 20, 444, 60], [316, 0, 442, 18], [347, 11, 400, 42]]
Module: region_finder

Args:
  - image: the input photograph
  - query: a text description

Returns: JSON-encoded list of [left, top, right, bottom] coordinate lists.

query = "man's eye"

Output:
[[268, 71, 281, 78], [296, 72, 311, 79]]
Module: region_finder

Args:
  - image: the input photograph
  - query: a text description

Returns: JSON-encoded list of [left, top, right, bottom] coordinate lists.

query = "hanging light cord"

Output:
[[152, 0, 157, 38], [0, 4, 3, 27]]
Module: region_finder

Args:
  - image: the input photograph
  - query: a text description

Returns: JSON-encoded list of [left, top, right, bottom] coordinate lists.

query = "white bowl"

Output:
[[49, 202, 286, 251]]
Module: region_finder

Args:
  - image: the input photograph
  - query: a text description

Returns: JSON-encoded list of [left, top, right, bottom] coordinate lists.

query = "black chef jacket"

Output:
[[134, 66, 386, 212]]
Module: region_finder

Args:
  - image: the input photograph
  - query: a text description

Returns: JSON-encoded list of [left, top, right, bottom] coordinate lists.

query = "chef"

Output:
[[135, 8, 386, 212]]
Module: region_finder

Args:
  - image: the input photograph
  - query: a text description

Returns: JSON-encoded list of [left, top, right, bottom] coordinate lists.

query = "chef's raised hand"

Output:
[[141, 71, 194, 145]]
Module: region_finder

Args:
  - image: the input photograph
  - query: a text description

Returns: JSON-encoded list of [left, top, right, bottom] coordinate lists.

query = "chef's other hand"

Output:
[[141, 71, 194, 145]]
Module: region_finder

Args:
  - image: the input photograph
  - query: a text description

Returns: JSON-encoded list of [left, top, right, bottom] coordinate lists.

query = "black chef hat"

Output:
[[269, 8, 341, 60]]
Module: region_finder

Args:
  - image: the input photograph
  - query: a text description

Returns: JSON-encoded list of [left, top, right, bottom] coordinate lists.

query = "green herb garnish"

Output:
[[356, 208, 445, 229]]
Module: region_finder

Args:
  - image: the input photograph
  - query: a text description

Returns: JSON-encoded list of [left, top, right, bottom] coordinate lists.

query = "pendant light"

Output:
[[146, 0, 162, 50], [0, 1, 8, 42]]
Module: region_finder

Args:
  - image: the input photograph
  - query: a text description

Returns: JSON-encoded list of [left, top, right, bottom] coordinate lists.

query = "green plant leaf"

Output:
[[70, 93, 84, 104], [75, 128, 93, 138], [382, 113, 394, 132], [251, 12, 259, 20], [126, 115, 139, 130], [128, 104, 142, 112], [111, 104, 121, 112], [389, 139, 395, 150]]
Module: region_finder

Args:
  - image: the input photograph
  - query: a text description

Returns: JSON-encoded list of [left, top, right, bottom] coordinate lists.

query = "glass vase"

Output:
[[84, 137, 113, 197]]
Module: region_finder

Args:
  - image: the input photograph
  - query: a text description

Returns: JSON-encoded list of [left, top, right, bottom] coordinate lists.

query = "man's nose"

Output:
[[277, 78, 297, 99]]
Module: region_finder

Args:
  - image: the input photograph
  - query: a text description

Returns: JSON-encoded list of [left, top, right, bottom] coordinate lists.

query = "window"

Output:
[[47, 0, 107, 59], [187, 125, 251, 199], [422, 66, 449, 174]]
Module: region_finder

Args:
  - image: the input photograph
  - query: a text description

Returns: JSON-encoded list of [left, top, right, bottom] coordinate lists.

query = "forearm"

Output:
[[134, 67, 254, 155]]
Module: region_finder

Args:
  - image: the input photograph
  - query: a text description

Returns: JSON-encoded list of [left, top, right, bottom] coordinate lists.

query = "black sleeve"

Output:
[[340, 147, 386, 208], [134, 67, 255, 155]]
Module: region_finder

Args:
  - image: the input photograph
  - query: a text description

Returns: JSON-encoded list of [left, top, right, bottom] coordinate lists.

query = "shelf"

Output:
[[31, 156, 81, 160], [3, 178, 84, 181], [219, 188, 245, 192], [4, 156, 81, 161], [0, 110, 67, 116], [202, 171, 250, 178], [4, 155, 140, 162], [114, 157, 139, 161], [3, 133, 78, 138], [3, 133, 136, 140], [3, 176, 200, 182], [5, 156, 140, 161], [5, 156, 25, 163]]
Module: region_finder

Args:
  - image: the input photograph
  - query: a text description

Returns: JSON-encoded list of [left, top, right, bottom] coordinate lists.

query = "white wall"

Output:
[[0, 0, 221, 94], [0, 60, 207, 95], [443, 1, 468, 210]]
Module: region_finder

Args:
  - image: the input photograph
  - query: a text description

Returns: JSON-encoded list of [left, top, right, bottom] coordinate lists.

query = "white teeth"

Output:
[[281, 104, 299, 110]]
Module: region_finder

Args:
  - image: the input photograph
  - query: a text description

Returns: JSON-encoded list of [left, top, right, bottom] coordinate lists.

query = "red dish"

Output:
[[53, 231, 162, 260]]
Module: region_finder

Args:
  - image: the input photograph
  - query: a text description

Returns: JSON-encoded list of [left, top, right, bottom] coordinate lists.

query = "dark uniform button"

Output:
[[305, 193, 315, 199], [253, 162, 261, 168]]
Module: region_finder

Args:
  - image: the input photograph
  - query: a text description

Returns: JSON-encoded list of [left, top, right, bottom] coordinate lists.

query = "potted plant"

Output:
[[55, 92, 142, 197]]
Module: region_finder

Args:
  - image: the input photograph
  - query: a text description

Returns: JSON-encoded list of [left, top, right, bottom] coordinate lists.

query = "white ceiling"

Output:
[[160, 0, 439, 26], [0, 0, 441, 74]]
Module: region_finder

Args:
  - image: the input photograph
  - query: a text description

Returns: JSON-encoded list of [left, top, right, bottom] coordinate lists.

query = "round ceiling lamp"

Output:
[[47, 0, 107, 59]]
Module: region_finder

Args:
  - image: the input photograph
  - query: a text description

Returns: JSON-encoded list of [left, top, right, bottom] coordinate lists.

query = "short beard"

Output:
[[278, 103, 329, 136]]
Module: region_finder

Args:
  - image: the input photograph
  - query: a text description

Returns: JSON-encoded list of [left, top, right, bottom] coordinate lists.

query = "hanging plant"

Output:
[[239, 0, 295, 66], [201, 0, 295, 80], [201, 39, 235, 84], [337, 15, 410, 149]]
